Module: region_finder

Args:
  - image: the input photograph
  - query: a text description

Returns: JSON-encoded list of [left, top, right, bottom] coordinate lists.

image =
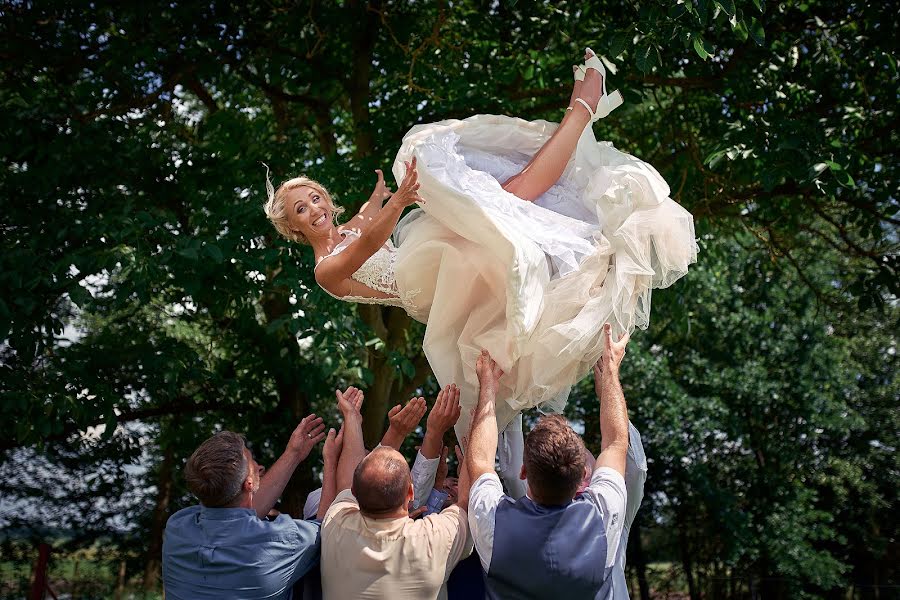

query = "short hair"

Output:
[[184, 431, 249, 507], [351, 447, 411, 515], [263, 171, 345, 245], [524, 415, 586, 505]]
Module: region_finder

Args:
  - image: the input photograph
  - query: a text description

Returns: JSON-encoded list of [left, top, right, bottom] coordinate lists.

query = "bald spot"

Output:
[[352, 447, 412, 515]]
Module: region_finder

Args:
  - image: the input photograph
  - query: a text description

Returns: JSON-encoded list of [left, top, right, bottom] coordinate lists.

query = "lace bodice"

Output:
[[314, 229, 419, 310]]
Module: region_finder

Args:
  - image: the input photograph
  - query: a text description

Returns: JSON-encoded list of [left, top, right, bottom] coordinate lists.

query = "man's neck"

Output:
[[360, 506, 409, 520], [223, 491, 254, 511]]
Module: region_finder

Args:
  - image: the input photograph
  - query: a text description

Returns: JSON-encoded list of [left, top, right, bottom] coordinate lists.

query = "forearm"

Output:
[[466, 389, 498, 481], [336, 415, 366, 492], [379, 425, 406, 451], [420, 428, 444, 459], [596, 366, 629, 474], [353, 194, 385, 226], [317, 457, 339, 521], [255, 451, 303, 518], [357, 199, 405, 254]]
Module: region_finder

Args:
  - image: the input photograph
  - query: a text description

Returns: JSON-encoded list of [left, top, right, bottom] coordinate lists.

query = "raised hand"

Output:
[[391, 156, 423, 208], [286, 414, 327, 461], [593, 323, 630, 389], [323, 425, 344, 465], [336, 386, 364, 418], [388, 396, 427, 436], [371, 169, 393, 202], [422, 383, 461, 458], [476, 349, 504, 397], [381, 396, 427, 450], [427, 383, 462, 434]]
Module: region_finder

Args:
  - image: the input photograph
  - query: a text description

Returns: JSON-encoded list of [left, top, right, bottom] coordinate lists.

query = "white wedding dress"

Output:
[[321, 114, 697, 435]]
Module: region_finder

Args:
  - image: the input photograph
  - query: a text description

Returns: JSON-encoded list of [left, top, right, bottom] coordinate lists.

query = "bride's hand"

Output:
[[371, 169, 392, 201], [391, 156, 424, 208]]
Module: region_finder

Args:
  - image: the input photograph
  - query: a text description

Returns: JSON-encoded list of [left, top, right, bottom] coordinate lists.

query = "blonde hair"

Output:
[[263, 165, 346, 245]]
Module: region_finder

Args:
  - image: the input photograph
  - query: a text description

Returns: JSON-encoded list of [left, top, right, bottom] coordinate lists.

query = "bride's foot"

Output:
[[572, 48, 623, 122], [567, 65, 585, 111]]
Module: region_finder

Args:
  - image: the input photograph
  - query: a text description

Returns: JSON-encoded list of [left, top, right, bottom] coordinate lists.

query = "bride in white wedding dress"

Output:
[[264, 49, 697, 436]]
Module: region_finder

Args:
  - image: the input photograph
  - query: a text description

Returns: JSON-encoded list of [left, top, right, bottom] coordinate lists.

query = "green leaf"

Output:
[[522, 64, 534, 80], [750, 18, 766, 45], [635, 43, 659, 73], [668, 3, 687, 19], [705, 149, 727, 168], [734, 20, 749, 42], [693, 37, 715, 60], [205, 244, 224, 264], [693, 38, 709, 60], [178, 247, 199, 261], [69, 284, 92, 308], [752, 0, 765, 12], [400, 358, 416, 379], [716, 0, 736, 16], [608, 32, 629, 59]]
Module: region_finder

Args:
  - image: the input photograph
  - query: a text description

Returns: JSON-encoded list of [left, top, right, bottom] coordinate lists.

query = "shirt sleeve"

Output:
[[467, 472, 505, 572], [287, 518, 322, 583], [422, 504, 474, 577], [410, 451, 440, 508], [322, 489, 359, 530], [581, 467, 627, 570]]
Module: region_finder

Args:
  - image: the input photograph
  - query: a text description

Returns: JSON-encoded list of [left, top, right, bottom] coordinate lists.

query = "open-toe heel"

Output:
[[573, 48, 623, 121]]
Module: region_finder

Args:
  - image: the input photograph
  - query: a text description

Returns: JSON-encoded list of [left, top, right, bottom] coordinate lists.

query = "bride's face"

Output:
[[285, 185, 333, 239]]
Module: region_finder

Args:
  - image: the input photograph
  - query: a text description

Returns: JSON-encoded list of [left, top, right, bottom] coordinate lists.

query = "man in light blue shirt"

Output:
[[163, 404, 346, 600]]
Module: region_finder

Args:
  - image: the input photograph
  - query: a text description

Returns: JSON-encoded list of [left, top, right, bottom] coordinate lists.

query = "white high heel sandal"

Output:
[[572, 48, 624, 121]]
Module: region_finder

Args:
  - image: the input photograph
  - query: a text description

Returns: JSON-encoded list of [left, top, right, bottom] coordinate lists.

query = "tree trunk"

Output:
[[678, 522, 700, 600], [345, 1, 414, 449], [629, 519, 651, 600], [260, 281, 314, 517], [114, 560, 127, 600], [143, 441, 175, 595]]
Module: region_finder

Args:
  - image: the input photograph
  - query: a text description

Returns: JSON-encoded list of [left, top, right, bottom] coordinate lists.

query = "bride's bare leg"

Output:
[[502, 52, 602, 202]]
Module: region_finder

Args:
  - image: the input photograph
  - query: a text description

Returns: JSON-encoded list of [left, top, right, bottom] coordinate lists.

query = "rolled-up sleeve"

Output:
[[582, 467, 627, 570], [467, 473, 505, 572], [411, 451, 440, 508]]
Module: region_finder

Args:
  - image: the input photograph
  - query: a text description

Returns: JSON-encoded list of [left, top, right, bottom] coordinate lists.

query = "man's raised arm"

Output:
[[593, 323, 630, 477], [334, 387, 367, 493], [466, 350, 505, 483]]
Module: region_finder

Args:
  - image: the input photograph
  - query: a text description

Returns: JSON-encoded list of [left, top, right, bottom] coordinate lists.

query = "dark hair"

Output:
[[184, 431, 248, 507], [351, 447, 411, 515], [523, 415, 586, 505]]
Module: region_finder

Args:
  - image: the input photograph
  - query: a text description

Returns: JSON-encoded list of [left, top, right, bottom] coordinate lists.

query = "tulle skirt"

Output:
[[390, 115, 697, 434]]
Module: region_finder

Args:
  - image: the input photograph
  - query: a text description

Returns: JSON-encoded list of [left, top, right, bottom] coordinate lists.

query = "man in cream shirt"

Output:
[[320, 385, 473, 599]]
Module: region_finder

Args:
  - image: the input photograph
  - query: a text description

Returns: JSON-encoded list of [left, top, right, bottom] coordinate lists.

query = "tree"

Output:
[[1, 0, 896, 595]]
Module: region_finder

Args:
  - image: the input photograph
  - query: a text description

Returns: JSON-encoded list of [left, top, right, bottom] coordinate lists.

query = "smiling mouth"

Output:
[[312, 214, 326, 226]]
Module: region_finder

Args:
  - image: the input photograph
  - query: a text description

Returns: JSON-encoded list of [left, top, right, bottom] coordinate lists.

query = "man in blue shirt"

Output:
[[466, 324, 633, 599], [163, 393, 354, 600]]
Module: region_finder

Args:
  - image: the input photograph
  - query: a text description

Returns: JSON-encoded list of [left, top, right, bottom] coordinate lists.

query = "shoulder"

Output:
[[322, 489, 360, 530], [165, 505, 201, 529], [585, 467, 627, 509], [469, 472, 505, 516]]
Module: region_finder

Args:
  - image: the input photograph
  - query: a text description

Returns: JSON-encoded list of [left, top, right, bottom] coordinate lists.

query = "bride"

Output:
[[264, 49, 697, 435]]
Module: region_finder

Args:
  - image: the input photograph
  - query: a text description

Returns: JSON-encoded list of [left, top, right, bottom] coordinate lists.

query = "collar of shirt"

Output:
[[196, 506, 257, 521]]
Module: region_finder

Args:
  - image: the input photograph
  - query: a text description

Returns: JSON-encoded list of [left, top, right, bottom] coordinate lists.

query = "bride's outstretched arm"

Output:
[[346, 169, 391, 229], [315, 157, 421, 289]]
